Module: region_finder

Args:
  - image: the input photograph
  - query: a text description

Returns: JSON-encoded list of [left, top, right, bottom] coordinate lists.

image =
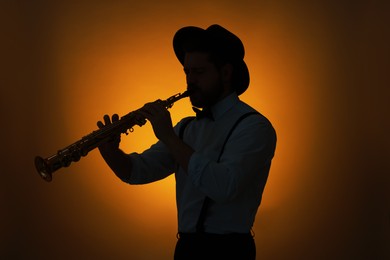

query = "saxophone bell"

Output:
[[35, 156, 52, 182]]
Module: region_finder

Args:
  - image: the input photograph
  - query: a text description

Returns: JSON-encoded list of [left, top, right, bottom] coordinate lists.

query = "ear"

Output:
[[220, 63, 233, 82]]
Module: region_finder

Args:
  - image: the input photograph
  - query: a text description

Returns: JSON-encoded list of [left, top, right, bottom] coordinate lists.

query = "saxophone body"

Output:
[[35, 91, 190, 182]]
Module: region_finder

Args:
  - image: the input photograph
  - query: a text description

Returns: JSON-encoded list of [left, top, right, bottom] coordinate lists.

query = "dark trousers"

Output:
[[174, 233, 256, 260]]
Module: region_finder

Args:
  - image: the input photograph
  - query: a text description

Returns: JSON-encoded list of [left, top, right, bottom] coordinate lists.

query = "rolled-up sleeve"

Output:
[[125, 118, 192, 185], [126, 141, 175, 184]]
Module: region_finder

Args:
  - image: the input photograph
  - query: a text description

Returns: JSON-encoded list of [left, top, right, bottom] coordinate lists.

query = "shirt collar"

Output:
[[210, 92, 239, 120], [193, 93, 239, 121]]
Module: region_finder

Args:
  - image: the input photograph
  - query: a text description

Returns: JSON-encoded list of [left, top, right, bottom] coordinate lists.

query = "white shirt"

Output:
[[125, 93, 276, 234]]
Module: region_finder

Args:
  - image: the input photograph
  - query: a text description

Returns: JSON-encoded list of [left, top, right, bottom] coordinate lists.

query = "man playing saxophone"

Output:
[[97, 24, 276, 260]]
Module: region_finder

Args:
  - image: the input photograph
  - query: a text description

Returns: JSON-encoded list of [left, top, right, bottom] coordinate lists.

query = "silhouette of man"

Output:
[[97, 24, 276, 260]]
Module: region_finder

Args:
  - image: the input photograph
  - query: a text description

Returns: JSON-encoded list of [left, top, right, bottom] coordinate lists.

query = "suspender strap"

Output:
[[196, 111, 260, 233], [216, 112, 260, 162], [179, 116, 195, 139]]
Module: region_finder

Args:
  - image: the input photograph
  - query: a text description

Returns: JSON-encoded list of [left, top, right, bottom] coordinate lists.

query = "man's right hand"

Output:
[[96, 114, 132, 180], [97, 114, 121, 151]]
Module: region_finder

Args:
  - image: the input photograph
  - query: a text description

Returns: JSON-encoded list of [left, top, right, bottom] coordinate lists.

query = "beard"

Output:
[[188, 79, 225, 108]]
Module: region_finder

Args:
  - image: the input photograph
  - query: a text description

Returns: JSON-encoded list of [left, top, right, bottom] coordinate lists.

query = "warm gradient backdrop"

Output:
[[1, 1, 389, 259]]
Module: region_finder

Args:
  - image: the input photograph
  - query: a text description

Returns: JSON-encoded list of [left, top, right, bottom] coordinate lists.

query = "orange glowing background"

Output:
[[2, 1, 389, 259]]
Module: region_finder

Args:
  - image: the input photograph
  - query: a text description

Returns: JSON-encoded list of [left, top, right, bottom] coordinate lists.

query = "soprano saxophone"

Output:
[[34, 90, 190, 182]]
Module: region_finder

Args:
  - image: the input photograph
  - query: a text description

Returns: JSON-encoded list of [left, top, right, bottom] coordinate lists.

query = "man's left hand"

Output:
[[138, 100, 176, 143]]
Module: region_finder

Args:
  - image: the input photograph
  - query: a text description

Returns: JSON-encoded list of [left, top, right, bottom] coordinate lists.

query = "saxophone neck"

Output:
[[165, 90, 190, 109]]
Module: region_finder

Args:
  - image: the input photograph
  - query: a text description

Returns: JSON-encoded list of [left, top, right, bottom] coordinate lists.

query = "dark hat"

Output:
[[173, 24, 249, 95]]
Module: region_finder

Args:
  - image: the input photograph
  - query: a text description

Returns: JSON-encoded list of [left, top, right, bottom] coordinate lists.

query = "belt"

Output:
[[177, 232, 253, 239]]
